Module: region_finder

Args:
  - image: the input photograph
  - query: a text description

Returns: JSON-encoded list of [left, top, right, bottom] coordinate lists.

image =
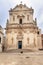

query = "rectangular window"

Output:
[[19, 19, 22, 24], [27, 15, 29, 20], [37, 31, 39, 35], [18, 41, 22, 49]]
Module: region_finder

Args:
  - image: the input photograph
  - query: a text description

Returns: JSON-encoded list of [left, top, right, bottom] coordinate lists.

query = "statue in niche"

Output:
[[26, 38, 29, 47], [34, 38, 36, 47], [12, 37, 13, 44], [27, 38, 29, 44]]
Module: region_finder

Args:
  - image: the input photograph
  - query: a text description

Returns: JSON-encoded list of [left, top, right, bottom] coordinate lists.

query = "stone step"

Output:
[[5, 49, 35, 53]]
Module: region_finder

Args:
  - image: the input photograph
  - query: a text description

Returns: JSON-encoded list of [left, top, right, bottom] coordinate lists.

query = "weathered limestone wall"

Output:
[[0, 27, 4, 52], [5, 4, 42, 51], [9, 11, 33, 24], [0, 34, 3, 44], [6, 29, 42, 50]]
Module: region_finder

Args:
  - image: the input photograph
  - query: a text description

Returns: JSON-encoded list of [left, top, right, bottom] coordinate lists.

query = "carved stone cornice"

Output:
[[5, 23, 38, 30], [17, 15, 25, 18], [5, 26, 38, 30]]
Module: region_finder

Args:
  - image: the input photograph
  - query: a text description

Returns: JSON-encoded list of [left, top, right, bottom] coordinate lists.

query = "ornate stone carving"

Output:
[[11, 37, 13, 44], [27, 38, 29, 44], [4, 3, 42, 50]]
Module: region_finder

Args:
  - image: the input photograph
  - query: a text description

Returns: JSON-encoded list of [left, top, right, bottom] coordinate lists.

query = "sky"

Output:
[[0, 0, 43, 33]]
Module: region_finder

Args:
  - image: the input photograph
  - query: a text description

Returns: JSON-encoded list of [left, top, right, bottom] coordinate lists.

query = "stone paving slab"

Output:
[[0, 51, 43, 65]]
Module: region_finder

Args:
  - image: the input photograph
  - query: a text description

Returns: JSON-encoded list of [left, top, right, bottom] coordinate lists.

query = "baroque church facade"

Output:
[[0, 3, 43, 52]]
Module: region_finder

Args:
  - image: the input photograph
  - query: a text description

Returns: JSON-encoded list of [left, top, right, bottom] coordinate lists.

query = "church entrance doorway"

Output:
[[18, 41, 22, 49]]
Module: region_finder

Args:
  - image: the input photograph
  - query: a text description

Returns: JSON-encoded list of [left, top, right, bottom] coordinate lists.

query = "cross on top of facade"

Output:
[[20, 1, 22, 4]]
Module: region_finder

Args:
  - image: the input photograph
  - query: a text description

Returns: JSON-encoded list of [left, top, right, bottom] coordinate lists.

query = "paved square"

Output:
[[0, 51, 43, 65]]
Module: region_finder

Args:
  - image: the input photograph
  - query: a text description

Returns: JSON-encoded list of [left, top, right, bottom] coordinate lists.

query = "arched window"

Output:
[[19, 19, 22, 24], [0, 37, 1, 43]]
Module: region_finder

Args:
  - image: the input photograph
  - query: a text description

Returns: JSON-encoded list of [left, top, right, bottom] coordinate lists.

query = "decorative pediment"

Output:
[[17, 15, 25, 18], [9, 4, 33, 12]]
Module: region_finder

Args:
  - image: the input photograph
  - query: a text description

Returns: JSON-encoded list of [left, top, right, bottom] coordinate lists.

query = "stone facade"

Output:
[[0, 3, 42, 52], [0, 25, 4, 52], [41, 34, 43, 49]]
